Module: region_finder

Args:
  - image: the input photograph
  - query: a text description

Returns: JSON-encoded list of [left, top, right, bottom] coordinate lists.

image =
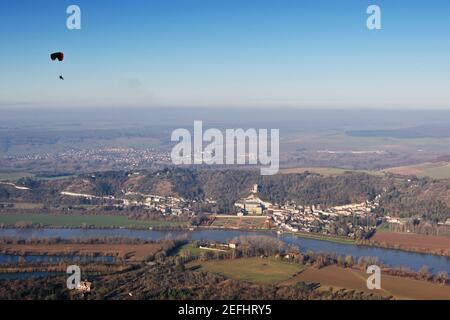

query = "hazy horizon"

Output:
[[3, 107, 450, 129]]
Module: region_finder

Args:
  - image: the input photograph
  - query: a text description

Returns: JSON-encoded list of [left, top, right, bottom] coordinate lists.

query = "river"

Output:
[[0, 228, 448, 274]]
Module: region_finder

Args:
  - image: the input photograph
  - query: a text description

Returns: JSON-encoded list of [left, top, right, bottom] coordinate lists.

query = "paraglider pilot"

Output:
[[50, 52, 65, 80]]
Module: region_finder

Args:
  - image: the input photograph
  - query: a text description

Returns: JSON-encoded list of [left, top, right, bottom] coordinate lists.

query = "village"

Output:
[[60, 182, 382, 239], [61, 189, 197, 217], [234, 184, 382, 239]]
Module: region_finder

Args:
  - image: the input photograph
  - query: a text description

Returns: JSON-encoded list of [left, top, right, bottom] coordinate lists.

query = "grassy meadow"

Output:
[[187, 257, 303, 284], [0, 213, 188, 229]]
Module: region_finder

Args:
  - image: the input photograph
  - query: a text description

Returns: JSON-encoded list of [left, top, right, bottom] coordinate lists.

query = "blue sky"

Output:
[[0, 0, 449, 109]]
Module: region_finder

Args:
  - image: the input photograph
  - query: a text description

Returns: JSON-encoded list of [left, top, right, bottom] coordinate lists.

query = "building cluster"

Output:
[[60, 187, 195, 216], [234, 185, 381, 238], [268, 200, 380, 237], [198, 242, 237, 252], [2, 147, 172, 171], [60, 182, 400, 239], [122, 191, 194, 216]]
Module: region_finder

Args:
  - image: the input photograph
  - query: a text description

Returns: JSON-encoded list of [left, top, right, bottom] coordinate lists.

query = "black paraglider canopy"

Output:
[[50, 52, 64, 62]]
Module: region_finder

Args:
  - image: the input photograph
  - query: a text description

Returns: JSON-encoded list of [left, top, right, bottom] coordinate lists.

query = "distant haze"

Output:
[[2, 108, 450, 131]]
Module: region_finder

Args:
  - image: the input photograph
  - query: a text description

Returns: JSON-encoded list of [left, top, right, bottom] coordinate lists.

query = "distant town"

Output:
[[0, 147, 172, 173]]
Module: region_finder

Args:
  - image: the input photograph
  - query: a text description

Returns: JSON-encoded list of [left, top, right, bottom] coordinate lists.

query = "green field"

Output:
[[172, 243, 204, 257], [4, 203, 44, 210], [384, 161, 450, 179], [187, 257, 303, 284], [280, 166, 384, 177], [292, 231, 356, 244], [283, 162, 450, 180], [0, 172, 75, 182], [414, 163, 450, 179], [0, 172, 35, 181], [0, 214, 188, 229]]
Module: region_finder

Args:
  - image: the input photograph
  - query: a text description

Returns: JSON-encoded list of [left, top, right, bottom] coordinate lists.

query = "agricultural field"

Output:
[[0, 172, 74, 182], [0, 172, 35, 181], [0, 243, 162, 262], [0, 203, 44, 209], [187, 257, 303, 284], [0, 214, 189, 229], [371, 231, 450, 256], [279, 166, 383, 176], [284, 265, 450, 300], [384, 161, 450, 179], [280, 167, 351, 175], [186, 257, 450, 299]]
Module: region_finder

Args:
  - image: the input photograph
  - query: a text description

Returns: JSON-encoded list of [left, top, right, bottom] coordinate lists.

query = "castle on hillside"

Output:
[[234, 184, 272, 216]]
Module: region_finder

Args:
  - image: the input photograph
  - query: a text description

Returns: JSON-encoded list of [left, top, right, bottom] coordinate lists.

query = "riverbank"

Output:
[[0, 213, 355, 245], [0, 227, 447, 274], [0, 243, 163, 262], [1, 213, 449, 258], [0, 263, 126, 274]]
